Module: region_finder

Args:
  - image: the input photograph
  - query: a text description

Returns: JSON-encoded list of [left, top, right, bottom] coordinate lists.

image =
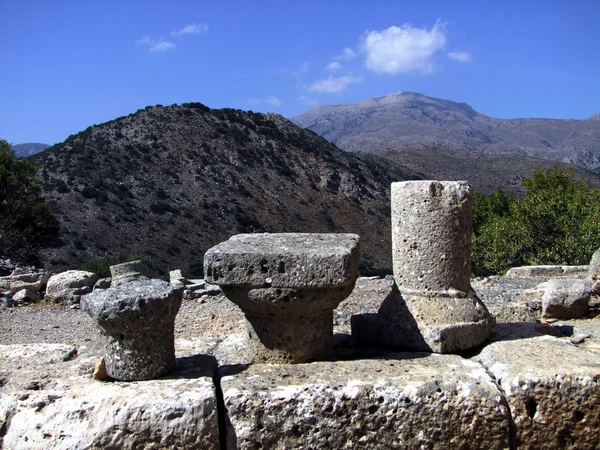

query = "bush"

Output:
[[0, 139, 60, 263], [472, 166, 600, 276]]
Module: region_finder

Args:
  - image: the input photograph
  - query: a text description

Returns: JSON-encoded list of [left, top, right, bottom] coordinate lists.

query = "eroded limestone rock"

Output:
[[541, 278, 591, 319], [82, 279, 183, 381], [109, 260, 147, 286], [221, 353, 510, 449], [44, 270, 98, 304], [205, 233, 361, 363], [474, 336, 600, 449], [506, 265, 590, 278], [353, 180, 493, 353]]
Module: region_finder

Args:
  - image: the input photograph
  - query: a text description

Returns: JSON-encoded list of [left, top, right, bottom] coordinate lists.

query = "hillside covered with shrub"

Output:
[[33, 103, 421, 276]]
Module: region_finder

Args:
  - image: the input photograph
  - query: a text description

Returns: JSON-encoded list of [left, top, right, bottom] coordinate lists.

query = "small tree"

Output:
[[472, 166, 600, 276], [0, 139, 59, 264]]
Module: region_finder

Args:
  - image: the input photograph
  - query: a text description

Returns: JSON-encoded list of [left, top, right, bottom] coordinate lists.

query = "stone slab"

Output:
[[220, 353, 510, 449], [204, 233, 361, 289], [506, 265, 590, 279], [0, 342, 219, 449], [474, 335, 600, 449]]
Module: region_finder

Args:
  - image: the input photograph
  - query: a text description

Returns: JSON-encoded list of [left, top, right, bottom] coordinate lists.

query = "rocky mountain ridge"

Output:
[[33, 103, 420, 276], [293, 91, 600, 174], [12, 143, 50, 158]]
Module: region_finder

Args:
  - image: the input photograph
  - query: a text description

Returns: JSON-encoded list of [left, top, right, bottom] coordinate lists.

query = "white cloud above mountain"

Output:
[[247, 96, 283, 107], [308, 75, 363, 94], [362, 21, 447, 74]]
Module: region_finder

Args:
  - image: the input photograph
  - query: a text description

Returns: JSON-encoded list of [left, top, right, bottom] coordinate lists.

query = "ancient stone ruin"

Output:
[[204, 233, 361, 363], [82, 279, 183, 381], [1, 180, 599, 449], [353, 180, 494, 352]]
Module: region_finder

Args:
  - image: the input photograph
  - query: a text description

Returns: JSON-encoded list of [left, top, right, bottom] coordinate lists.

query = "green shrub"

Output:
[[472, 166, 600, 276]]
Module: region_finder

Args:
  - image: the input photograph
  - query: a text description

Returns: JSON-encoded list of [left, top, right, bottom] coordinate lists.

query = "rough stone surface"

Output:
[[353, 181, 493, 353], [589, 248, 600, 284], [0, 271, 50, 294], [11, 289, 40, 304], [221, 353, 510, 449], [541, 278, 591, 319], [204, 233, 361, 289], [109, 260, 148, 286], [44, 270, 98, 304], [205, 233, 361, 363], [487, 303, 537, 323], [0, 343, 219, 450], [474, 335, 600, 449], [82, 279, 183, 381], [506, 265, 590, 278], [93, 277, 111, 290]]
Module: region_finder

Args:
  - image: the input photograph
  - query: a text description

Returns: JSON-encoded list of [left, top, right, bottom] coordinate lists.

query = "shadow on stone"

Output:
[[351, 283, 432, 352], [163, 354, 218, 379], [488, 322, 569, 342]]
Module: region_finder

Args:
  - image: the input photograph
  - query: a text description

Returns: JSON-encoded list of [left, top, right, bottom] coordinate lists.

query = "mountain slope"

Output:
[[34, 103, 421, 276], [293, 92, 600, 174], [12, 143, 50, 158]]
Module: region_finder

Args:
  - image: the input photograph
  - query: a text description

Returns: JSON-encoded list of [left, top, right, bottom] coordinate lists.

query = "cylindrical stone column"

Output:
[[390, 180, 493, 352], [82, 279, 183, 381], [392, 180, 472, 295]]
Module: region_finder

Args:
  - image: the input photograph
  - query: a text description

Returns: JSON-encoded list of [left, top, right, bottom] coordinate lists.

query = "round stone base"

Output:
[[244, 311, 334, 364], [103, 327, 177, 381]]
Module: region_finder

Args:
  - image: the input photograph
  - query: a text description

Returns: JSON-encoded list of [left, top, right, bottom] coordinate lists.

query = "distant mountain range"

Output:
[[12, 143, 50, 158], [293, 91, 600, 175], [33, 104, 420, 276]]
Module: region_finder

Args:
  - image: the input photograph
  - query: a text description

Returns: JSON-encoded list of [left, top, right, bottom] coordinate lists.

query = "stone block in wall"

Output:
[[0, 343, 219, 449], [220, 353, 510, 449], [474, 335, 600, 449]]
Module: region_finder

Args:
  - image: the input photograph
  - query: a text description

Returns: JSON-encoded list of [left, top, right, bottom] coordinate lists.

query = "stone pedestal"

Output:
[[204, 233, 361, 363], [82, 279, 183, 381], [109, 260, 148, 286], [353, 181, 493, 353]]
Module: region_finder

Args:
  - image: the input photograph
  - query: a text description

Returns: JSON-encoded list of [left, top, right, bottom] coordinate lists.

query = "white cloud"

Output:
[[247, 96, 283, 107], [325, 61, 342, 72], [298, 95, 318, 105], [447, 51, 472, 62], [172, 23, 209, 36], [363, 20, 447, 74], [136, 37, 175, 52], [308, 75, 363, 94], [338, 47, 358, 61]]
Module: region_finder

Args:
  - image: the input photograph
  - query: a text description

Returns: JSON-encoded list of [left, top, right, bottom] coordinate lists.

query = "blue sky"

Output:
[[1, 0, 599, 145]]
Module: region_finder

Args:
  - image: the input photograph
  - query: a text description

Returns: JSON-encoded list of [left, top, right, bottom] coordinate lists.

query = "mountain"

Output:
[[12, 143, 50, 158], [293, 92, 600, 174], [372, 146, 600, 196], [34, 103, 421, 276]]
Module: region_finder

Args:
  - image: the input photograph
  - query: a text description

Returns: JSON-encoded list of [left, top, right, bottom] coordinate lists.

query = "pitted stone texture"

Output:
[[507, 265, 590, 279], [589, 248, 600, 284], [82, 279, 183, 381], [109, 260, 148, 286], [221, 353, 510, 449], [355, 181, 493, 353], [474, 336, 600, 449], [541, 278, 591, 319], [45, 270, 99, 304], [0, 367, 218, 450], [391, 180, 473, 294], [205, 233, 361, 363], [204, 233, 361, 289]]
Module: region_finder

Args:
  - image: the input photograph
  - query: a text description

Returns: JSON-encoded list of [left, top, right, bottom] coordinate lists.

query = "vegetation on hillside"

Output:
[[0, 139, 60, 264], [472, 166, 600, 276]]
